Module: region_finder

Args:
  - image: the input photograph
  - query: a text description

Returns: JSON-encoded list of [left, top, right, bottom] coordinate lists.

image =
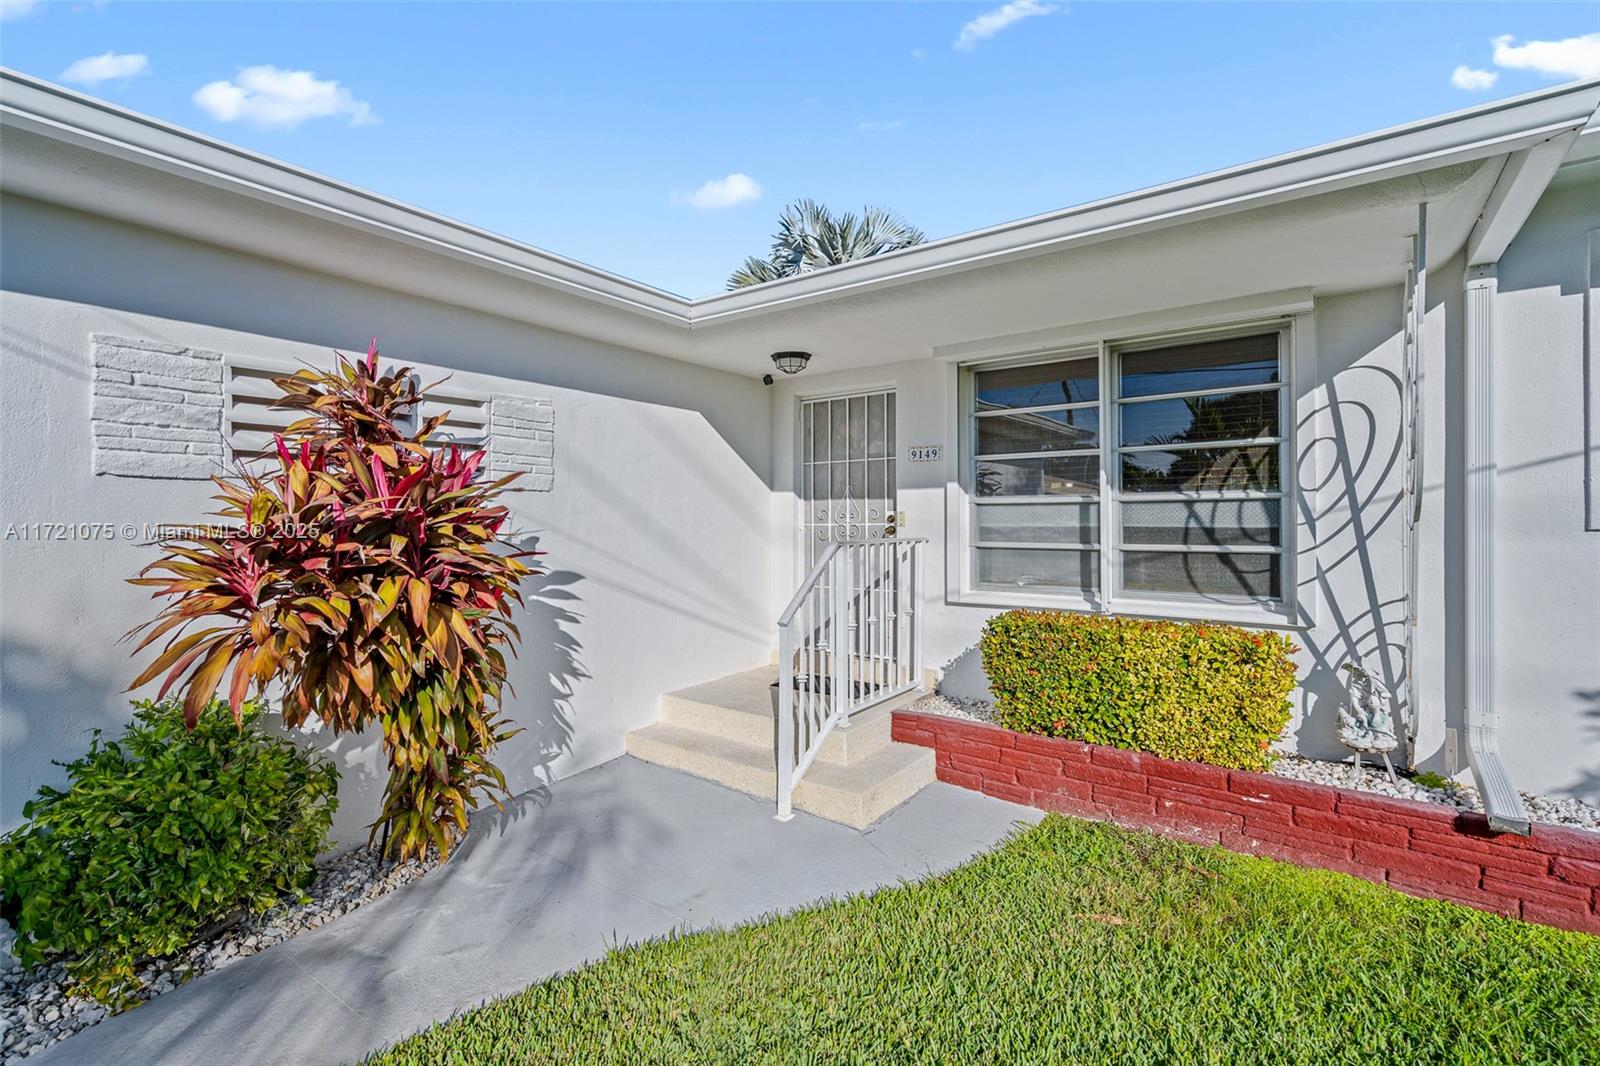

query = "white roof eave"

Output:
[[690, 77, 1600, 325], [3, 68, 1597, 341], [0, 69, 696, 325]]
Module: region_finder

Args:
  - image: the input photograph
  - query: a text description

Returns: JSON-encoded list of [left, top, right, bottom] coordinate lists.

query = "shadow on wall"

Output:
[[278, 555, 590, 852], [0, 550, 591, 854], [1292, 279, 1443, 769], [1292, 366, 1410, 764], [489, 563, 588, 823], [1568, 688, 1600, 808], [0, 631, 399, 848], [0, 636, 132, 815], [938, 645, 992, 705]]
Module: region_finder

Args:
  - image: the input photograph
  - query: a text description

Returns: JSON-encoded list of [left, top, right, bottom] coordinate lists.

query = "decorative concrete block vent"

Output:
[[91, 335, 225, 478], [489, 395, 554, 491]]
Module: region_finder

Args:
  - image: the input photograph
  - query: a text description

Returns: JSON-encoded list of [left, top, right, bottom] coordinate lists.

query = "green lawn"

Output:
[[366, 816, 1600, 1065]]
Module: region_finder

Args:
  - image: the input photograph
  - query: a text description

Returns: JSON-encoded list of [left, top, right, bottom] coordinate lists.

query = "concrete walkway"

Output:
[[39, 756, 1038, 1066]]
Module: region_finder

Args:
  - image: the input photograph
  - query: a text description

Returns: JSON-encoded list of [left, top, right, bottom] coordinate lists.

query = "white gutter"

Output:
[[1456, 128, 1584, 834]]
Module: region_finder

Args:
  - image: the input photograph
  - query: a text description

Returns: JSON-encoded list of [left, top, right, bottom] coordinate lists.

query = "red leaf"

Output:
[[393, 464, 431, 501], [370, 455, 392, 507], [456, 450, 484, 488]]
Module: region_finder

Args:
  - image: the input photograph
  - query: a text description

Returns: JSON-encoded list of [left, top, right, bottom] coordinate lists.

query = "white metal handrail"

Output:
[[775, 538, 927, 821]]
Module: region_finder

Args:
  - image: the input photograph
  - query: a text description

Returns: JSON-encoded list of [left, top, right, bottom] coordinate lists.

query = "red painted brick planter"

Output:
[[892, 710, 1600, 935]]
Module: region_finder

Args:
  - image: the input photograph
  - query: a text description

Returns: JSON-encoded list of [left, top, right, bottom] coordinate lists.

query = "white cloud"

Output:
[[857, 119, 904, 132], [0, 0, 38, 22], [192, 66, 378, 130], [1450, 65, 1498, 91], [955, 0, 1059, 51], [61, 52, 149, 86], [1490, 33, 1600, 81], [673, 173, 762, 210]]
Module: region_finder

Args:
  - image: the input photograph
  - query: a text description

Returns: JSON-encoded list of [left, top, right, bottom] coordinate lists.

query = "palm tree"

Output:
[[727, 198, 926, 289]]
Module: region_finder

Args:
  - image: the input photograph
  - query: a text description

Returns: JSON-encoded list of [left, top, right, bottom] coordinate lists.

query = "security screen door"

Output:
[[801, 391, 897, 567]]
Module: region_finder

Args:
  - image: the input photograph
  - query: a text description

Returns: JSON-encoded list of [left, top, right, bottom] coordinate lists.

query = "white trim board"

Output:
[[931, 291, 1315, 364]]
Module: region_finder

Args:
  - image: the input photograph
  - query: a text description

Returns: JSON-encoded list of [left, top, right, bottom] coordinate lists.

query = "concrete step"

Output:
[[660, 666, 921, 767], [796, 743, 938, 829], [658, 667, 778, 748], [625, 722, 775, 801], [624, 718, 936, 830]]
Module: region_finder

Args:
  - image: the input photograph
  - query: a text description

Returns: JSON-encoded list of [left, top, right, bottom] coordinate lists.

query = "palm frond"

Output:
[[727, 256, 785, 289], [726, 199, 925, 289]]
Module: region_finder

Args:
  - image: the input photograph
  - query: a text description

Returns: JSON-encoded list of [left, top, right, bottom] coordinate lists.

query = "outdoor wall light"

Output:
[[770, 350, 812, 375]]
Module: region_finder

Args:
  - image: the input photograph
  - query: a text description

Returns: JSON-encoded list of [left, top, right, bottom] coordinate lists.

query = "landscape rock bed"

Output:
[[1270, 753, 1600, 830], [907, 694, 1600, 831], [905, 692, 996, 724], [0, 846, 435, 1063]]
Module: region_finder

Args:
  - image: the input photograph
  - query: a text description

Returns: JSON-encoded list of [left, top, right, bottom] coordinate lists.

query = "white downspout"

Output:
[[1462, 263, 1531, 834], [1453, 128, 1586, 835]]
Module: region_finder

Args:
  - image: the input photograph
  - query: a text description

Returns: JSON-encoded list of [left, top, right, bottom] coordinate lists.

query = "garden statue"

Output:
[[1338, 657, 1399, 783]]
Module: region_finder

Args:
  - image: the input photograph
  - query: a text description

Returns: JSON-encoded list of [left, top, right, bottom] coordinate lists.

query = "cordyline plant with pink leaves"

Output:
[[127, 341, 537, 861]]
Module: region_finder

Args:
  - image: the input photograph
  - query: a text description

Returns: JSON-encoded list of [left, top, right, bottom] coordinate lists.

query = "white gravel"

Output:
[[906, 692, 996, 723], [0, 846, 436, 1063], [906, 693, 1600, 832], [1269, 754, 1600, 829]]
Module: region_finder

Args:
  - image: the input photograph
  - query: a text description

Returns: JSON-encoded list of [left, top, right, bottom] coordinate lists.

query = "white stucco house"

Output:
[[2, 69, 1598, 843]]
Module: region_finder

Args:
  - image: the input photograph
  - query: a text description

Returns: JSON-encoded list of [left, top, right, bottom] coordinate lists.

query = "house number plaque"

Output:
[[907, 445, 942, 463]]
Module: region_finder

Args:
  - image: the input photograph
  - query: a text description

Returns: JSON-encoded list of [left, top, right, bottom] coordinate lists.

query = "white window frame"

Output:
[[948, 316, 1302, 627], [965, 345, 1103, 612]]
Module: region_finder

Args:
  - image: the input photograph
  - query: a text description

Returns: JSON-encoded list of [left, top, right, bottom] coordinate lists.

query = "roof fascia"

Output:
[[0, 69, 695, 326], [5, 69, 1598, 334], [690, 78, 1600, 325]]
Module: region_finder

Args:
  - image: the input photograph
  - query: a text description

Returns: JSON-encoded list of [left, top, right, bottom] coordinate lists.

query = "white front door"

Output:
[[800, 390, 897, 567]]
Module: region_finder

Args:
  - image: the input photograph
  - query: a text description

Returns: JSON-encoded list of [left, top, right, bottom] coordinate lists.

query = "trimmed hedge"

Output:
[[0, 699, 338, 1006], [980, 610, 1296, 770]]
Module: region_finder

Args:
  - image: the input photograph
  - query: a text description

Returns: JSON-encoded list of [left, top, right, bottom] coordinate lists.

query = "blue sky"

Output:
[[2, 2, 1596, 297]]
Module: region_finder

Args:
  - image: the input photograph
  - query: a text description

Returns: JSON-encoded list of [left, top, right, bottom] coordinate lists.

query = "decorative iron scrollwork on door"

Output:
[[800, 391, 897, 565]]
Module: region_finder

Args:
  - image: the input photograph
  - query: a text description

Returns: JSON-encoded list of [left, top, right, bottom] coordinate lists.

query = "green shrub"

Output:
[[980, 610, 1297, 770], [0, 698, 338, 1006]]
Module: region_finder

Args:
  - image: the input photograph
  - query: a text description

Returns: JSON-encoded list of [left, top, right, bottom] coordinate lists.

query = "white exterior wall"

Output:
[[768, 166, 1600, 806], [1483, 165, 1599, 802], [3, 157, 1595, 844], [0, 194, 775, 848]]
